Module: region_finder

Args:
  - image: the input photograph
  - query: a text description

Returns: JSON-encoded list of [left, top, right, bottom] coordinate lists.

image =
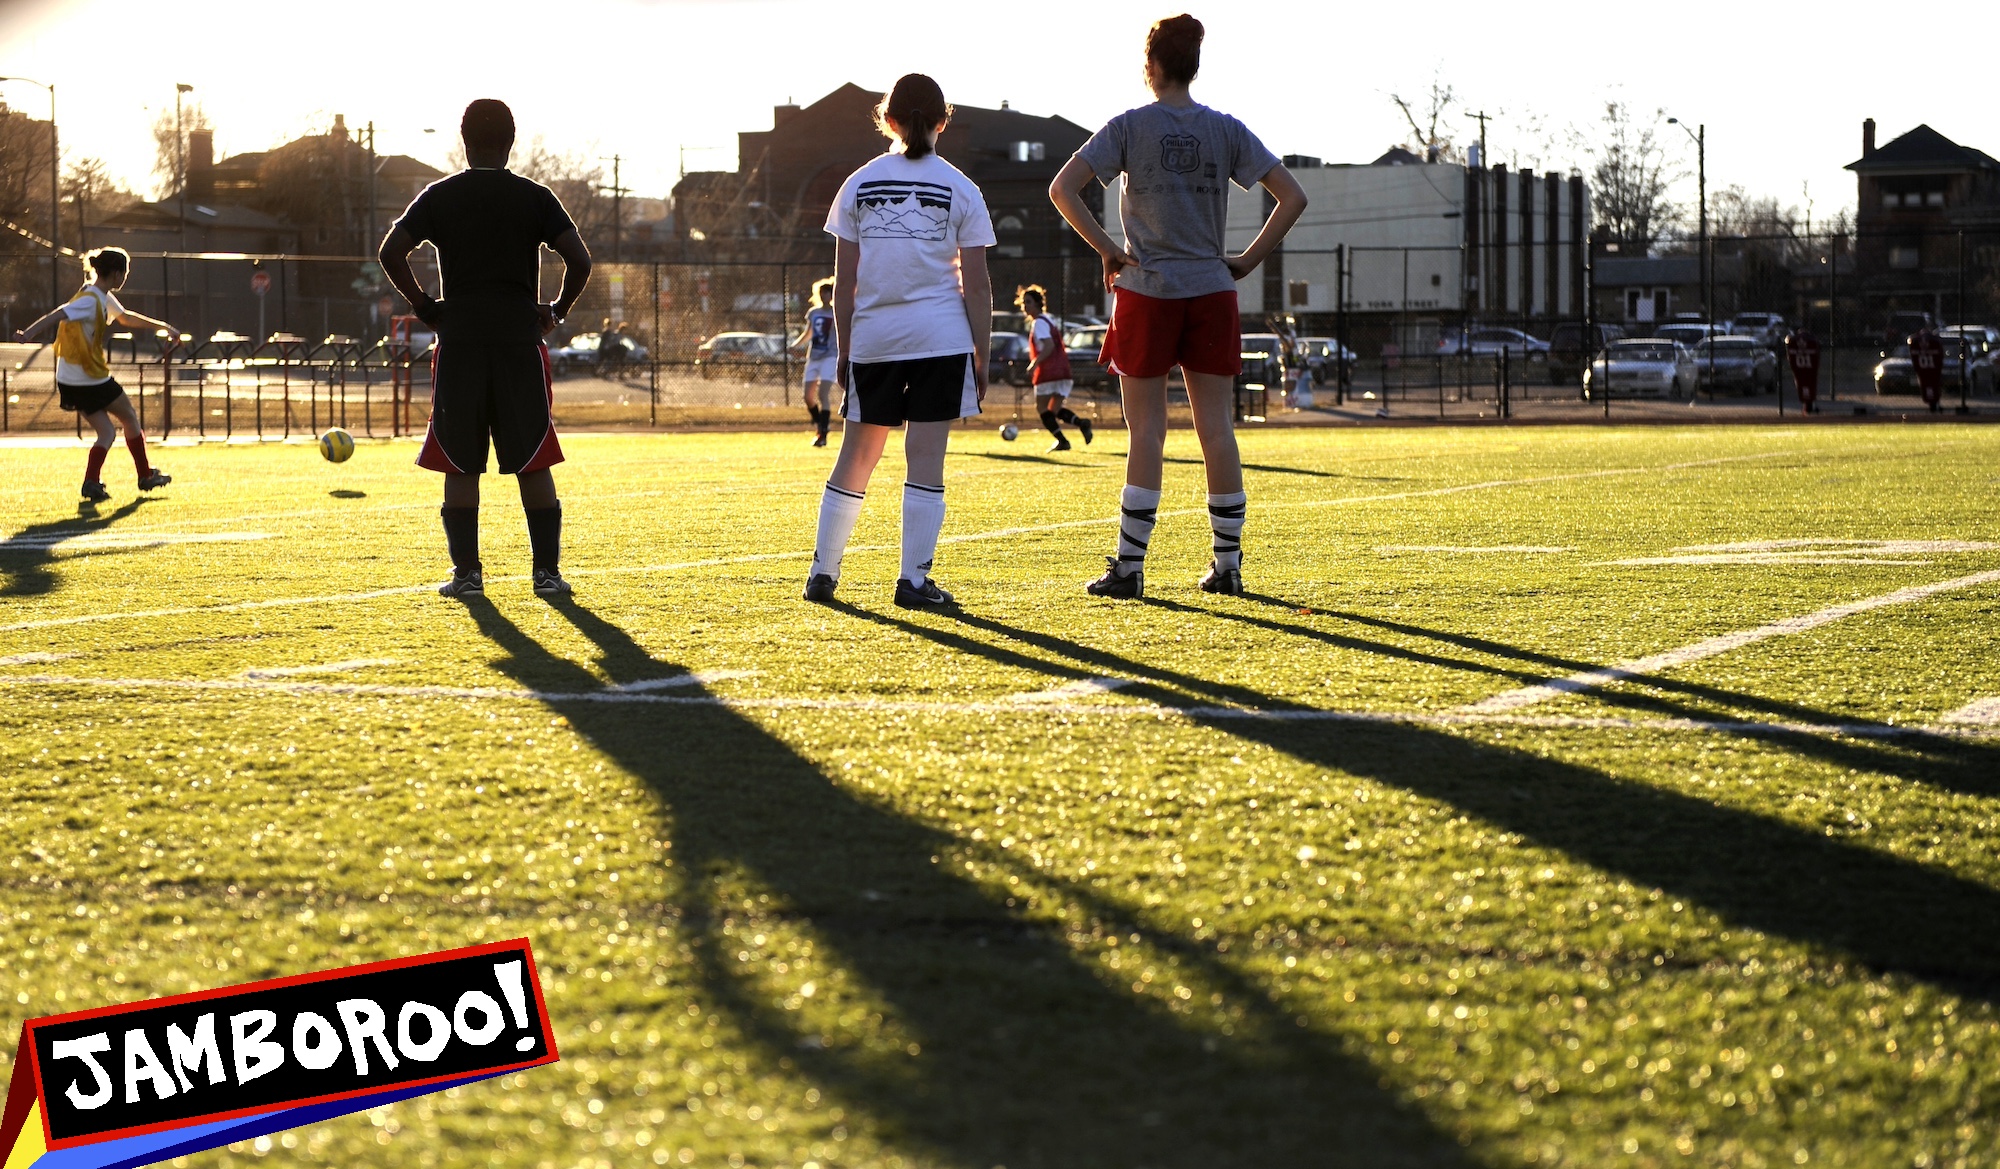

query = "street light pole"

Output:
[[0, 77, 60, 306], [175, 84, 193, 251]]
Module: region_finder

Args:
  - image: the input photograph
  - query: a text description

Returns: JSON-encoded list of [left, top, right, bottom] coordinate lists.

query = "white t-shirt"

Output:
[[824, 152, 996, 364], [57, 285, 124, 385]]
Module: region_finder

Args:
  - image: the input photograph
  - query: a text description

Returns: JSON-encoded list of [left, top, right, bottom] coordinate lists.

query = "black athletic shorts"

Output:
[[841, 353, 980, 426], [416, 300, 563, 476], [57, 378, 124, 415]]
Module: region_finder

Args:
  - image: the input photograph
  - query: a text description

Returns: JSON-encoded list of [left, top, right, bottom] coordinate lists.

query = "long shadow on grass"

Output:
[[1232, 597, 2000, 799], [858, 603, 2000, 1001], [453, 596, 1474, 1168], [0, 498, 151, 598]]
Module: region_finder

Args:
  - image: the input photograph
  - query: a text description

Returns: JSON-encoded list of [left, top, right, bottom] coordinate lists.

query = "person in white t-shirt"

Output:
[[13, 247, 179, 503], [803, 73, 996, 609]]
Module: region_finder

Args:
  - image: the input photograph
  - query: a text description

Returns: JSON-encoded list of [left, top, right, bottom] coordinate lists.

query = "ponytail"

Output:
[[873, 74, 952, 160]]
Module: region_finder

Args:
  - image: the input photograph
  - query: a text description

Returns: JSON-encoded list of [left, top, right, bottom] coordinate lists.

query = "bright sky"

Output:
[[3, 0, 1994, 226]]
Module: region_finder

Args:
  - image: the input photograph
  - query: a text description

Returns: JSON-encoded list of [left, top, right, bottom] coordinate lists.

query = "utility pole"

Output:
[[175, 84, 192, 252], [366, 121, 377, 255], [1668, 118, 1706, 320], [599, 155, 629, 263], [1467, 109, 1491, 316]]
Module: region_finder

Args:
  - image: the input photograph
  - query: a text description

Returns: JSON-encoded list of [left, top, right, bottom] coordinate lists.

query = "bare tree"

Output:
[[512, 137, 616, 257], [150, 102, 213, 200], [62, 157, 131, 244], [1581, 101, 1682, 252], [1389, 74, 1458, 163]]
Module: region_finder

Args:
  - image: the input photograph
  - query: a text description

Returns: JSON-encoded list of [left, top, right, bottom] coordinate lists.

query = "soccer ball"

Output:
[[1000, 423, 1019, 442], [318, 428, 355, 463]]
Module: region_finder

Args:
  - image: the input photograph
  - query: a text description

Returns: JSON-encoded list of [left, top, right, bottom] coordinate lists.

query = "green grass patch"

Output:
[[2, 424, 1999, 1168]]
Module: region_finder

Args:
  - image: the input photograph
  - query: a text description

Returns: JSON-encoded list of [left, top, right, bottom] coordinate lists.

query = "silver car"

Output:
[[1693, 337, 1780, 393], [1727, 312, 1788, 347], [1584, 339, 1697, 399]]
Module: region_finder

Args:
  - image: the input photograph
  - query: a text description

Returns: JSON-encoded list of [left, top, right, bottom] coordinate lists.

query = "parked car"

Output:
[[1874, 336, 1996, 395], [1728, 312, 1788, 347], [1883, 311, 1938, 349], [1693, 336, 1780, 394], [694, 331, 785, 378], [1238, 333, 1289, 391], [1583, 338, 1698, 399], [1438, 326, 1549, 360], [988, 331, 1033, 387], [1062, 324, 1113, 389], [1295, 336, 1356, 386], [1653, 321, 1726, 349], [548, 331, 648, 376], [1941, 324, 2000, 353], [1546, 322, 1627, 384]]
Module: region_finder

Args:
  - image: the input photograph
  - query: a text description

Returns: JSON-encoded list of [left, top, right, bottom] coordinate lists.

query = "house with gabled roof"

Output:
[[1846, 120, 2000, 328]]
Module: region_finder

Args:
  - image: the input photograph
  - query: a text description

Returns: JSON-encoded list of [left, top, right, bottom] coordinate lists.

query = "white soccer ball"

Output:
[[318, 427, 355, 463], [1000, 422, 1019, 442]]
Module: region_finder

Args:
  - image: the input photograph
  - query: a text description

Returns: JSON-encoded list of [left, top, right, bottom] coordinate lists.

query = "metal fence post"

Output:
[[781, 263, 792, 408], [650, 261, 660, 427]]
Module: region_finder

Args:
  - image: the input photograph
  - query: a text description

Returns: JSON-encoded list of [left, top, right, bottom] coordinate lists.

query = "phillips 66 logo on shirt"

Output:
[[1159, 135, 1202, 174]]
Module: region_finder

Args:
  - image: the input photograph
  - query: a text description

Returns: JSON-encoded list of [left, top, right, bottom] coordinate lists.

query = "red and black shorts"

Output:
[[417, 307, 563, 477], [1100, 287, 1241, 379]]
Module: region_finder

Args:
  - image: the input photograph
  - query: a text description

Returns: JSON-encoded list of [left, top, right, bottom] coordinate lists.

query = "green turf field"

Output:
[[3, 423, 1999, 1169]]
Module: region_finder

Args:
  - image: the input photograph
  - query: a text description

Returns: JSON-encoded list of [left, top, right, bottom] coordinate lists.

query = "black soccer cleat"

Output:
[[532, 568, 573, 597], [803, 573, 837, 604], [137, 470, 171, 491], [80, 481, 110, 503], [812, 434, 827, 448], [438, 568, 485, 599], [1198, 559, 1244, 596], [1076, 417, 1094, 445], [893, 576, 955, 609], [1086, 556, 1143, 599], [1048, 436, 1073, 453]]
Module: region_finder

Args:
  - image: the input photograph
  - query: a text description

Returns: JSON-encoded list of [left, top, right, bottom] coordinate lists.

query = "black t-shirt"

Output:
[[394, 169, 575, 303]]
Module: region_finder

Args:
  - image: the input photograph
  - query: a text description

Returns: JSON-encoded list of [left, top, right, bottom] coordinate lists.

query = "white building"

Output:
[[1103, 151, 1590, 331]]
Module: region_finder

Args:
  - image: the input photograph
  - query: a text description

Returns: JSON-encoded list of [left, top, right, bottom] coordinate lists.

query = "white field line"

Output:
[[1, 670, 1992, 740], [242, 659, 399, 679], [1941, 697, 2000, 726], [0, 531, 271, 552], [1464, 569, 2000, 714], [1008, 677, 1134, 703], [1379, 545, 1576, 554], [0, 651, 77, 666], [0, 669, 753, 704], [1601, 539, 2000, 568], [0, 448, 1807, 636]]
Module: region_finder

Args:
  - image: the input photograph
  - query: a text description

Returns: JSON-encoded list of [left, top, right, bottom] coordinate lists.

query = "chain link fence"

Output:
[[4, 229, 1997, 437]]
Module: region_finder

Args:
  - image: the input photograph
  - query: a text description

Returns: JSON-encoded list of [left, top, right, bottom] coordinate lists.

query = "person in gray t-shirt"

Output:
[[1050, 14, 1307, 600]]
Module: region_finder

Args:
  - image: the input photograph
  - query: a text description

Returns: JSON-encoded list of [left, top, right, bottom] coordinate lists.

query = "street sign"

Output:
[[1910, 329, 1945, 408], [1785, 330, 1821, 410], [250, 270, 271, 297]]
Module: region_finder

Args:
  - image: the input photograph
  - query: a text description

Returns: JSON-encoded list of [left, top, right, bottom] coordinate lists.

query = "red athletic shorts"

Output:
[[1100, 287, 1241, 379]]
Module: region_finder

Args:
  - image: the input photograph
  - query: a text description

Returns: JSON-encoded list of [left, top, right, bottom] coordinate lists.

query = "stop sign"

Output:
[[250, 270, 271, 296], [1909, 329, 1945, 406]]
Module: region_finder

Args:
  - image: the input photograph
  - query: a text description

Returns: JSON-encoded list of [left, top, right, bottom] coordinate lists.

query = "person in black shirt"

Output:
[[379, 98, 592, 599]]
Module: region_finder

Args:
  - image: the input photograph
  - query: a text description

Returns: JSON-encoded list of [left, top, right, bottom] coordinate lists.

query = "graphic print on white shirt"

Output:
[[825, 152, 997, 364], [856, 180, 953, 241]]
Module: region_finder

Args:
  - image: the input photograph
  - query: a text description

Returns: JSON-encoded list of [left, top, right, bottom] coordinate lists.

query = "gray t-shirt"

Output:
[[1075, 101, 1279, 300]]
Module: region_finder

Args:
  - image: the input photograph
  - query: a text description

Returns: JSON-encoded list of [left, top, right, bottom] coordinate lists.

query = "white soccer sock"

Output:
[[811, 483, 865, 580], [1208, 490, 1247, 571], [1115, 485, 1162, 576], [900, 481, 946, 584]]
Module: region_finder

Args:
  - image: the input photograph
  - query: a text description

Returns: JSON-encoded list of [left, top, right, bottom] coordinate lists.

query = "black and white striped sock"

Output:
[[1208, 491, 1246, 572], [1116, 485, 1161, 576]]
